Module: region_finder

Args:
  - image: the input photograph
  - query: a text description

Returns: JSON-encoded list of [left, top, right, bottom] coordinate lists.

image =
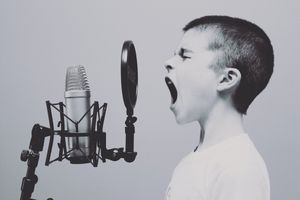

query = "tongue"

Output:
[[165, 77, 177, 104]]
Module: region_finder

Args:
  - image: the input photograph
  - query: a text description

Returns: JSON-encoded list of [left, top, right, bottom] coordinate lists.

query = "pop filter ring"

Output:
[[121, 41, 138, 116]]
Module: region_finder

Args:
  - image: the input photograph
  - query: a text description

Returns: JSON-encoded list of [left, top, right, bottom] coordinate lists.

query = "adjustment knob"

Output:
[[20, 150, 29, 162]]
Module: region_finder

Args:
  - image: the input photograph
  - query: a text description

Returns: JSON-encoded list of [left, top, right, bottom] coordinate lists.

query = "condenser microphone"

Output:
[[64, 65, 91, 164]]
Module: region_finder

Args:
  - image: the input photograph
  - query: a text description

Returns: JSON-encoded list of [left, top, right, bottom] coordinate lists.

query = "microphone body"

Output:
[[65, 66, 91, 164]]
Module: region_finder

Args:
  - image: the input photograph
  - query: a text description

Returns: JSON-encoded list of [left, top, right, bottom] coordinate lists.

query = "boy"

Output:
[[164, 16, 274, 200]]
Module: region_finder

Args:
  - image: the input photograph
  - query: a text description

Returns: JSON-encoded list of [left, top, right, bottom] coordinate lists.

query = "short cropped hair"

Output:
[[183, 16, 274, 114]]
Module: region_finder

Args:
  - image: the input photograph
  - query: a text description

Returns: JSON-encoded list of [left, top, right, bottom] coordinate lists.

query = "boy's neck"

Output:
[[197, 102, 246, 150]]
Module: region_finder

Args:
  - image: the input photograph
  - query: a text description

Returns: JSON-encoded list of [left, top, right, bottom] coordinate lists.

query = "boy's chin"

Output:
[[174, 113, 195, 125], [171, 104, 200, 124]]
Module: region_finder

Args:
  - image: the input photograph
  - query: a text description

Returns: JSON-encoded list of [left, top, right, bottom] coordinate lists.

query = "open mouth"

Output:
[[165, 77, 178, 104]]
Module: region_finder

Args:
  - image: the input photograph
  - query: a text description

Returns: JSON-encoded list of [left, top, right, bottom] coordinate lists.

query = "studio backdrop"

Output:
[[0, 1, 299, 200]]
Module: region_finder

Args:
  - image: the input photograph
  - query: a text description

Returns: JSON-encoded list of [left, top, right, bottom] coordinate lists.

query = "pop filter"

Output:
[[121, 41, 138, 116]]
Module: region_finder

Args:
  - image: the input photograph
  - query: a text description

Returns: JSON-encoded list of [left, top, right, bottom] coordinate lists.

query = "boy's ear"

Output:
[[217, 68, 241, 93]]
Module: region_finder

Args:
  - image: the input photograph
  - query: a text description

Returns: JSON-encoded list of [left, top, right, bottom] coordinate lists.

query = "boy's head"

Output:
[[165, 16, 274, 124]]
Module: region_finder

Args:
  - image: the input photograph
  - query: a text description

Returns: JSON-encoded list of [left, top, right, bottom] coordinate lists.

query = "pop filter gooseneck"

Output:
[[121, 41, 138, 116]]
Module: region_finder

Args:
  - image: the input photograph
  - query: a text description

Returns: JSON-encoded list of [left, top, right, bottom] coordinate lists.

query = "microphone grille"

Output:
[[65, 65, 90, 91]]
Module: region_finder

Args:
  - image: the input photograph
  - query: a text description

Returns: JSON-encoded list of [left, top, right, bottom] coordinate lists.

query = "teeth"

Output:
[[165, 77, 178, 104]]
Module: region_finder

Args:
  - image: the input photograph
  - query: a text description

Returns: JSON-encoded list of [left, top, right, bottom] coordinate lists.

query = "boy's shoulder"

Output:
[[167, 134, 270, 200], [175, 133, 268, 180], [202, 133, 267, 170], [203, 134, 270, 200]]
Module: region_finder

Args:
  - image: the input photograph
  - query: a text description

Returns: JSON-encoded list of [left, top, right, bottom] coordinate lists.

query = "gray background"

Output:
[[0, 0, 299, 199]]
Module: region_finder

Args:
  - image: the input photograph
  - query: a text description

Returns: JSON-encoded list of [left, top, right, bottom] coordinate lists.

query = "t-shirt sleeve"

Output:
[[209, 164, 270, 200]]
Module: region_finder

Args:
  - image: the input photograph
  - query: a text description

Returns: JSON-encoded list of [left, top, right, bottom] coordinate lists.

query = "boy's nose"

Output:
[[164, 57, 177, 72], [165, 64, 174, 72]]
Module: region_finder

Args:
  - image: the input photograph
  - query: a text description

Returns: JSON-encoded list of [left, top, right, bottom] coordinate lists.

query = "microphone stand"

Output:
[[20, 124, 52, 200]]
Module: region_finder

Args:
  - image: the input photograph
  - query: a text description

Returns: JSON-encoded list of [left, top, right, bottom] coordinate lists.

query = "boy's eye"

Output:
[[179, 53, 191, 60], [181, 55, 191, 59], [178, 49, 191, 60]]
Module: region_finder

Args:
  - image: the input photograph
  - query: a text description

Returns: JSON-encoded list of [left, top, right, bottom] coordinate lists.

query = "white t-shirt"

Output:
[[165, 133, 270, 200]]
